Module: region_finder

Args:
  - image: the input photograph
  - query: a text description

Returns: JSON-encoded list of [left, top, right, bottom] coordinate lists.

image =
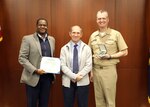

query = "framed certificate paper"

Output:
[[40, 57, 60, 74], [99, 44, 107, 57]]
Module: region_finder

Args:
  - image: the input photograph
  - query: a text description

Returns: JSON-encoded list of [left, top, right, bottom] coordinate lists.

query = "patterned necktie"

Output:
[[73, 44, 79, 74]]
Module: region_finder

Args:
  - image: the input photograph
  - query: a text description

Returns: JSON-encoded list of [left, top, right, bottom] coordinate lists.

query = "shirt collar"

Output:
[[37, 33, 48, 41], [70, 40, 81, 47]]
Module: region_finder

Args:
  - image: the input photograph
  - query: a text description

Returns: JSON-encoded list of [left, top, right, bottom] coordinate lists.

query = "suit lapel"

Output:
[[33, 33, 42, 56], [48, 36, 53, 57]]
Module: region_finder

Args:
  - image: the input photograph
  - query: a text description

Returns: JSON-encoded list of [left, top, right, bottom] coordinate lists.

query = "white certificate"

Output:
[[40, 57, 60, 74]]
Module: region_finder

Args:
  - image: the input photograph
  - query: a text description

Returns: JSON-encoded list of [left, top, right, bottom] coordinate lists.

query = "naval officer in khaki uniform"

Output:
[[88, 10, 128, 107]]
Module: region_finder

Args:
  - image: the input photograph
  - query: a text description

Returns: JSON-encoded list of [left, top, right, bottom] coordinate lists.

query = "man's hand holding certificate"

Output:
[[40, 57, 60, 74]]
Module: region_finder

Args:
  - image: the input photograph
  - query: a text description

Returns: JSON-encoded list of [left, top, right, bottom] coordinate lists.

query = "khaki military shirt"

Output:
[[88, 28, 128, 66]]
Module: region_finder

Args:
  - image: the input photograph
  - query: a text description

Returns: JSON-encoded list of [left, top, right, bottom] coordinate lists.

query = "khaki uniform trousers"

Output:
[[93, 65, 117, 107]]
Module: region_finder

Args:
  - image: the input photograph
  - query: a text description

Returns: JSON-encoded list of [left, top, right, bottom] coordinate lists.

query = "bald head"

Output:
[[70, 25, 82, 33]]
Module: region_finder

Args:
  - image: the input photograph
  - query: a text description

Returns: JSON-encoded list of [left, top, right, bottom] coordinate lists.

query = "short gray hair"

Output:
[[97, 9, 109, 18]]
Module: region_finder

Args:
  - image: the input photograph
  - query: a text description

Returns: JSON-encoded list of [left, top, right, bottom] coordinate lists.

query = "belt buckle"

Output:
[[100, 66, 103, 69]]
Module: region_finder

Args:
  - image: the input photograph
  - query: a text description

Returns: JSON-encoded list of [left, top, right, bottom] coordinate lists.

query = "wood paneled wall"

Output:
[[146, 0, 150, 47], [0, 0, 149, 107]]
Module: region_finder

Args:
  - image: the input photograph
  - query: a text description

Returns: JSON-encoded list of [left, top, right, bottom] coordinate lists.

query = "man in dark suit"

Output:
[[18, 18, 55, 107]]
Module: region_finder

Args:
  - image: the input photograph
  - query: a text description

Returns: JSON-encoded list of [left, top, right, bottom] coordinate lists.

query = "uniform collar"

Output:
[[98, 28, 111, 37]]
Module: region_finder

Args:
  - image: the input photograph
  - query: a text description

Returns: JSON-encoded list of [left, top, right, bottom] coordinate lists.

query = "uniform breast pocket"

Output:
[[105, 39, 117, 50], [91, 40, 100, 50]]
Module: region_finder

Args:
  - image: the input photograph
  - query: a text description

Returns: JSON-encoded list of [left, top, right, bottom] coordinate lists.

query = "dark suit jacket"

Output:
[[18, 33, 55, 87]]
